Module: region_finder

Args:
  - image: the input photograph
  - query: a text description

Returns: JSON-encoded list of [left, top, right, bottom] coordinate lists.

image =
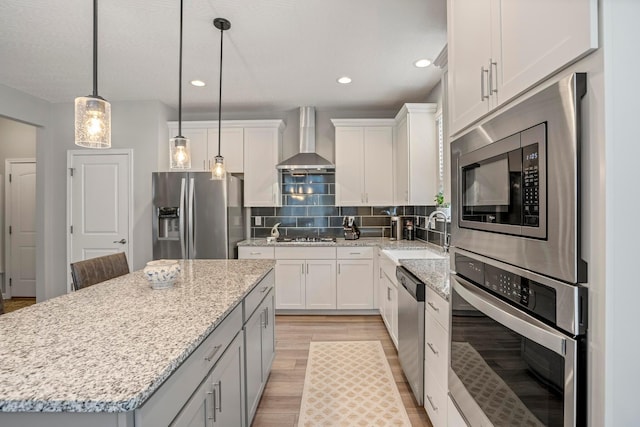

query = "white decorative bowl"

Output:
[[143, 260, 180, 290]]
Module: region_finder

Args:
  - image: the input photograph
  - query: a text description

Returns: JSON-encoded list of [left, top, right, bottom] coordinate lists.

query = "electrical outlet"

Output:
[[255, 216, 262, 226]]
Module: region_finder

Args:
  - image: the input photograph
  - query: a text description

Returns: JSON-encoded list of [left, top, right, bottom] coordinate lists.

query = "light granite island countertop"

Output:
[[0, 259, 274, 418]]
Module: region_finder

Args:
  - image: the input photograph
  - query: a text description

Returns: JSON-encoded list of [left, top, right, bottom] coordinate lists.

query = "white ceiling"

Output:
[[0, 0, 447, 114]]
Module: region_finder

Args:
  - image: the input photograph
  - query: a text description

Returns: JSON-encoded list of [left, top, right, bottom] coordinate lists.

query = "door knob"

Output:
[[113, 239, 127, 244]]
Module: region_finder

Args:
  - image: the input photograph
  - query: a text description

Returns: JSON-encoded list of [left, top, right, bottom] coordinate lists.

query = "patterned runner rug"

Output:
[[298, 341, 411, 427]]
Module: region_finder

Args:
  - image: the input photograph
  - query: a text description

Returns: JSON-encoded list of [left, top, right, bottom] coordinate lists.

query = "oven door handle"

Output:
[[452, 274, 568, 356]]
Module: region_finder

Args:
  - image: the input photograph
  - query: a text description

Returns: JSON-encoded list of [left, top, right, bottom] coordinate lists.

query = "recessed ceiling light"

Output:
[[337, 76, 352, 84], [190, 80, 206, 87], [414, 59, 432, 68]]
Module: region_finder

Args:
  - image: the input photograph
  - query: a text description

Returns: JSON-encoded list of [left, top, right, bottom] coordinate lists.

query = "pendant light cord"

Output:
[[92, 0, 98, 97], [217, 23, 224, 157], [178, 0, 183, 136]]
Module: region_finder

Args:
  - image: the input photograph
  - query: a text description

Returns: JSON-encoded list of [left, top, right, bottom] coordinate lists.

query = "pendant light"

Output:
[[75, 0, 111, 148], [210, 18, 230, 180], [169, 0, 191, 169]]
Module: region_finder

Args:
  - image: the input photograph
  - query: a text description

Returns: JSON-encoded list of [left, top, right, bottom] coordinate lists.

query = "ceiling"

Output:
[[0, 0, 447, 115]]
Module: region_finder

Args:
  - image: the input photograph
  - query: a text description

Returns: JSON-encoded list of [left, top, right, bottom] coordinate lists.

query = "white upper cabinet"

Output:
[[243, 123, 284, 207], [164, 121, 282, 177], [447, 0, 598, 135], [332, 119, 395, 206], [393, 104, 438, 206], [447, 0, 498, 135], [166, 127, 208, 171], [207, 127, 244, 173]]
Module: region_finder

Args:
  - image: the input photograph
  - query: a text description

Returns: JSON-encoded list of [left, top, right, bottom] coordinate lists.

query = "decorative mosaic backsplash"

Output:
[[249, 173, 450, 246]]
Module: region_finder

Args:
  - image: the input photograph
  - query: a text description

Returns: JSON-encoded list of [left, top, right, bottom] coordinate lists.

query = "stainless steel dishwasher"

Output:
[[396, 266, 425, 405]]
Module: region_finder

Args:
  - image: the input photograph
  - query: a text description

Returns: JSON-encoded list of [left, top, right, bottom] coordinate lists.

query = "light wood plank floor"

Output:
[[252, 315, 433, 427]]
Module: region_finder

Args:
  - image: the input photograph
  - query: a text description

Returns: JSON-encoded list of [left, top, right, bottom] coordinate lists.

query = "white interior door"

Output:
[[5, 160, 36, 297], [67, 150, 132, 292]]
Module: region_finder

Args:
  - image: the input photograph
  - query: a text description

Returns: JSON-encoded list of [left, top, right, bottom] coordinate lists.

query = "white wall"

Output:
[[0, 117, 36, 274], [602, 0, 640, 425]]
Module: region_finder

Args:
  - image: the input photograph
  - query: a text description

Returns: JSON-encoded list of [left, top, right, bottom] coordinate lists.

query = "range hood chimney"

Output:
[[276, 107, 335, 171]]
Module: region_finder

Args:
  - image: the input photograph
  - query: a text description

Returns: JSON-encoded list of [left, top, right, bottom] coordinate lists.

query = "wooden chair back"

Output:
[[70, 252, 130, 291]]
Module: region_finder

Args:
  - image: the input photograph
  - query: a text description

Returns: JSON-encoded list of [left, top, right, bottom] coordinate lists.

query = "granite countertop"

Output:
[[399, 258, 450, 300], [0, 259, 275, 413], [237, 237, 433, 249]]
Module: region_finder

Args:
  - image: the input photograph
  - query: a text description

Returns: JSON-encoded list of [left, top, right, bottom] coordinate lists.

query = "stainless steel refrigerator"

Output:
[[152, 172, 245, 260]]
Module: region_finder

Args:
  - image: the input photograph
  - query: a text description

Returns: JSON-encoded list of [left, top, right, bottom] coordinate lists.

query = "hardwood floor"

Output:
[[2, 297, 36, 314], [252, 315, 433, 427]]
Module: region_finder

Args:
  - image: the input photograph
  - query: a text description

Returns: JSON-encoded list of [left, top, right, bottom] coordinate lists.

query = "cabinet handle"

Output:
[[217, 380, 222, 413], [338, 264, 341, 274], [260, 286, 269, 293], [379, 267, 383, 279], [301, 264, 304, 275], [427, 341, 439, 356], [264, 306, 269, 327], [204, 344, 222, 362], [349, 252, 361, 255], [250, 252, 261, 255], [426, 394, 438, 412], [480, 66, 489, 101], [306, 263, 309, 274], [490, 59, 498, 94], [427, 301, 440, 312], [208, 387, 217, 422], [260, 308, 265, 328], [365, 193, 369, 203], [387, 287, 391, 301]]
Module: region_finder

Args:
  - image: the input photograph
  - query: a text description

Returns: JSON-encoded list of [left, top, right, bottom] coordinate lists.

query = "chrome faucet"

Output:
[[428, 210, 450, 251]]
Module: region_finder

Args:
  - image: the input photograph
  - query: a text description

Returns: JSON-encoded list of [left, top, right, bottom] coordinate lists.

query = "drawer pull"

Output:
[[349, 252, 361, 255], [427, 301, 440, 312], [426, 394, 438, 411], [250, 252, 261, 255], [427, 342, 439, 356], [204, 344, 222, 362], [260, 286, 269, 293]]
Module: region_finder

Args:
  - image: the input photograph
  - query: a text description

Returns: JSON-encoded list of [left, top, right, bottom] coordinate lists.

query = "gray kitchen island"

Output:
[[0, 259, 275, 427]]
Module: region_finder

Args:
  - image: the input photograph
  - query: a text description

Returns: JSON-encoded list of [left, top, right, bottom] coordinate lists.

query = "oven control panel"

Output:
[[485, 264, 531, 306], [455, 254, 557, 325]]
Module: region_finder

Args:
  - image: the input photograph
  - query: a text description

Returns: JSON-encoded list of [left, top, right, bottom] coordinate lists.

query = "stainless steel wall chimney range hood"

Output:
[[276, 107, 335, 172]]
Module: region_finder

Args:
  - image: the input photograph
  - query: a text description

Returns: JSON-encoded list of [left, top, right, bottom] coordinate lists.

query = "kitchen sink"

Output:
[[381, 248, 445, 265]]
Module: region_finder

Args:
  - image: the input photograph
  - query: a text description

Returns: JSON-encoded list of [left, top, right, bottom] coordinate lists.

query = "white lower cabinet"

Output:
[[447, 396, 468, 427], [336, 247, 374, 309], [171, 331, 245, 427], [423, 287, 450, 427], [244, 288, 275, 425], [275, 259, 336, 309], [379, 271, 398, 347]]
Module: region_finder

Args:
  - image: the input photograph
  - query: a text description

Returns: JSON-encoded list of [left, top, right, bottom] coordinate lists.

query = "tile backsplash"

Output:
[[249, 173, 450, 246]]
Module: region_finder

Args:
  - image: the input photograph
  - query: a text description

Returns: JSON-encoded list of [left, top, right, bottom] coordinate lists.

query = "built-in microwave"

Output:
[[451, 73, 588, 285], [460, 122, 546, 239]]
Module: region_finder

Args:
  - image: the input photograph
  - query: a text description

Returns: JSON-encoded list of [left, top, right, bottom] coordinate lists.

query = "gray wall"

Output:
[[0, 117, 36, 276], [0, 84, 170, 300]]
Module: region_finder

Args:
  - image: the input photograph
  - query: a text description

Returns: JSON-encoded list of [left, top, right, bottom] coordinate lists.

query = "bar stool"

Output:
[[70, 252, 130, 291]]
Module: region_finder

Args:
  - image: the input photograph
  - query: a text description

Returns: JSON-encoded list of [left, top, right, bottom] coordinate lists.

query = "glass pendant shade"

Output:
[[75, 96, 111, 148], [210, 155, 225, 180], [170, 136, 191, 169]]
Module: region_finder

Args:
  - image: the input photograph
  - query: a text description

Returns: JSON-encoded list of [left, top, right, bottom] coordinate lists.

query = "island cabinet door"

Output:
[[171, 332, 245, 427], [210, 332, 246, 427], [245, 289, 276, 425]]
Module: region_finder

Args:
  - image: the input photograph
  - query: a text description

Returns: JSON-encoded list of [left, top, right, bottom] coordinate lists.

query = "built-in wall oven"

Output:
[[449, 73, 589, 427], [449, 249, 587, 427], [451, 73, 587, 285]]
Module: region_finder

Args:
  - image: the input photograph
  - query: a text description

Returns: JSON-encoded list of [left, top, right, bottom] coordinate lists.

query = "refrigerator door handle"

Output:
[[179, 177, 186, 259], [188, 177, 195, 258]]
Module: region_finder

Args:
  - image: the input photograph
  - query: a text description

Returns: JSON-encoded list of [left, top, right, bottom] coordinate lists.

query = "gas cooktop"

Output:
[[276, 236, 336, 243]]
